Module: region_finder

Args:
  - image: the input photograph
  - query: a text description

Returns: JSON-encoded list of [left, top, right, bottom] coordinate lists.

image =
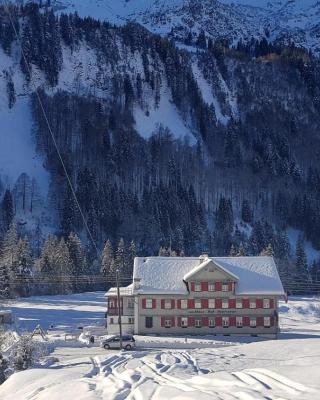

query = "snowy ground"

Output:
[[0, 293, 320, 399]]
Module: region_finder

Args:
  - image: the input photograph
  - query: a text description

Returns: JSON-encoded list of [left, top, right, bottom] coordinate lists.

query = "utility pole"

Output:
[[116, 269, 123, 350]]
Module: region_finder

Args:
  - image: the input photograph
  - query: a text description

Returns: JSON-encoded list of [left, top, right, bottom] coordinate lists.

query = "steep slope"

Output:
[[17, 0, 320, 54]]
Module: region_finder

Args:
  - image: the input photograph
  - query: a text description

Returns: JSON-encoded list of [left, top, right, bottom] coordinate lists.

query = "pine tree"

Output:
[[126, 240, 136, 277], [1, 223, 18, 297], [229, 244, 237, 256], [67, 232, 87, 291], [295, 234, 309, 285], [16, 237, 33, 296], [114, 238, 126, 284], [56, 238, 73, 294], [101, 239, 114, 277], [1, 190, 14, 231], [237, 242, 246, 256], [241, 199, 253, 224], [260, 243, 274, 257]]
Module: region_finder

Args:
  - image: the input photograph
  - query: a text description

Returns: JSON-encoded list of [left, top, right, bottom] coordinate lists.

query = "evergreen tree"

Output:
[[1, 223, 18, 297], [67, 232, 87, 291], [1, 190, 14, 231], [229, 244, 237, 256], [15, 237, 33, 296], [241, 199, 253, 224], [114, 238, 126, 284], [295, 234, 309, 285], [237, 242, 246, 256], [101, 239, 114, 277], [126, 240, 136, 277], [260, 243, 274, 257]]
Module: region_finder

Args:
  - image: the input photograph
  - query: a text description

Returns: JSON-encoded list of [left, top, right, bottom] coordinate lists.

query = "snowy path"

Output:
[[0, 294, 320, 399]]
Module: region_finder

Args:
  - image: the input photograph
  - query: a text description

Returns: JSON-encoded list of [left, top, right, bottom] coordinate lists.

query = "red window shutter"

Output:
[[228, 282, 233, 292], [177, 299, 181, 309], [202, 316, 209, 326], [161, 299, 165, 309], [152, 299, 156, 309], [201, 282, 208, 291], [215, 298, 222, 309], [215, 316, 222, 326], [142, 299, 146, 309], [202, 299, 209, 309], [257, 317, 264, 327], [171, 317, 175, 327], [243, 316, 250, 326], [191, 282, 195, 292], [161, 316, 165, 327], [270, 299, 274, 309], [229, 316, 236, 327], [171, 299, 175, 309], [188, 299, 195, 309], [256, 299, 263, 308], [188, 316, 195, 326], [270, 316, 275, 326], [215, 281, 222, 291], [229, 298, 236, 309], [177, 317, 181, 327], [242, 299, 250, 308]]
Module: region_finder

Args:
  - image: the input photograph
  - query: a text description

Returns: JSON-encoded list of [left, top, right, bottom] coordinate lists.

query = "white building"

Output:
[[105, 255, 285, 338]]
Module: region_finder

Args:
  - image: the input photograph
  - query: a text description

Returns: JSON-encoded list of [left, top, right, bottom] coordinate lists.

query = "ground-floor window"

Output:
[[110, 317, 114, 325], [195, 319, 202, 328], [128, 317, 134, 324], [236, 316, 243, 328], [145, 316, 153, 328], [264, 317, 271, 327], [181, 317, 188, 327], [250, 317, 257, 327], [209, 318, 215, 327], [222, 316, 229, 327], [165, 318, 172, 328]]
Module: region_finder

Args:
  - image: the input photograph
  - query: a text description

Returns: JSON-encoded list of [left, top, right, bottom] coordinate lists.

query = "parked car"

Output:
[[101, 335, 135, 350]]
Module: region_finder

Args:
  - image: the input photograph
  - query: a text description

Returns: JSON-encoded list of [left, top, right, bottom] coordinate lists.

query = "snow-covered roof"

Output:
[[133, 256, 285, 296], [105, 283, 134, 297]]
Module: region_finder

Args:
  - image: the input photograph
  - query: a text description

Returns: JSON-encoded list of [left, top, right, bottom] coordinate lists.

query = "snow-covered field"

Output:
[[0, 293, 320, 399]]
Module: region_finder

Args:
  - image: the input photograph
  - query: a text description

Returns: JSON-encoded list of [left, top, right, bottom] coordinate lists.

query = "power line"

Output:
[[2, 0, 101, 260]]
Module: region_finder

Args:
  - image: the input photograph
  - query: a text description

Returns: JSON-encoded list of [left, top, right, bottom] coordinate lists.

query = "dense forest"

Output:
[[1, 3, 320, 296]]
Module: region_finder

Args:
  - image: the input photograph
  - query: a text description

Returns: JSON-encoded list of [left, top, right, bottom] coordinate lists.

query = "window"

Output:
[[250, 300, 256, 309], [195, 319, 202, 328], [264, 317, 271, 327], [146, 299, 153, 309], [222, 299, 229, 309], [208, 299, 215, 309], [250, 317, 257, 328], [222, 317, 229, 327], [236, 317, 243, 328], [236, 299, 242, 309], [195, 299, 202, 309], [145, 317, 153, 328], [165, 299, 172, 309], [195, 283, 201, 292], [181, 299, 188, 309], [222, 283, 229, 292], [263, 299, 270, 309], [128, 317, 134, 324], [128, 299, 135, 309], [208, 283, 215, 292], [110, 317, 114, 324], [165, 319, 172, 328], [209, 318, 215, 327], [181, 317, 188, 328], [109, 299, 116, 308]]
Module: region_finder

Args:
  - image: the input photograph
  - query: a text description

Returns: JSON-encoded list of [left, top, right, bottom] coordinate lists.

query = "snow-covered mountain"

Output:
[[15, 0, 320, 54]]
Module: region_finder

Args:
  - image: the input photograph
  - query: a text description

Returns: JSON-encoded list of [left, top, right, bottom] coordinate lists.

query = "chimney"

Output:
[[133, 278, 141, 290], [199, 254, 209, 264]]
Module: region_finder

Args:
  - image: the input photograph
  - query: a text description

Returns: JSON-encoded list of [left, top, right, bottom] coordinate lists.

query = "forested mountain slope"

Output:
[[0, 2, 320, 296]]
